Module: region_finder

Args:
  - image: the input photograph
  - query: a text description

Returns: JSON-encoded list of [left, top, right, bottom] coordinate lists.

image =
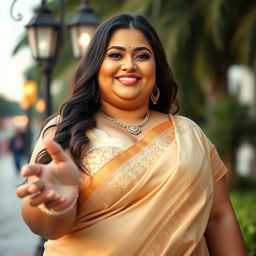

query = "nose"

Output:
[[121, 57, 136, 71]]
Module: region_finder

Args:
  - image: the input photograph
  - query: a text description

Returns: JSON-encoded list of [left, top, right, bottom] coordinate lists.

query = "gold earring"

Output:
[[151, 86, 160, 104]]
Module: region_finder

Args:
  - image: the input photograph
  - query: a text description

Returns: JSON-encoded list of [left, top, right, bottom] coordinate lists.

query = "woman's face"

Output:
[[98, 28, 156, 110]]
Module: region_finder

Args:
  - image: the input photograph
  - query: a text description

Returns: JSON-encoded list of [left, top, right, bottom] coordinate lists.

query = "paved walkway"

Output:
[[0, 154, 39, 256]]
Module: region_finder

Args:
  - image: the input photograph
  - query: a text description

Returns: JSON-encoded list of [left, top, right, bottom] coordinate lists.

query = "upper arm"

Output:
[[208, 140, 232, 218], [209, 177, 235, 219], [205, 177, 246, 255]]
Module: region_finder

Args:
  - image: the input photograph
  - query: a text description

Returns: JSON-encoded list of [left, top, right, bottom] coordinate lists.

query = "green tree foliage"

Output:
[[0, 95, 24, 118], [230, 177, 256, 255], [202, 95, 253, 154]]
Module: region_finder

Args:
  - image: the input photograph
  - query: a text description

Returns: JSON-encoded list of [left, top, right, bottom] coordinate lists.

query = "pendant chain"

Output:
[[100, 110, 150, 135]]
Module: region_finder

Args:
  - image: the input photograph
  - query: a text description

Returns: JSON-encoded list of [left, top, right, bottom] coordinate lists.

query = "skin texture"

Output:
[[16, 28, 246, 255], [98, 28, 156, 119], [205, 178, 246, 255]]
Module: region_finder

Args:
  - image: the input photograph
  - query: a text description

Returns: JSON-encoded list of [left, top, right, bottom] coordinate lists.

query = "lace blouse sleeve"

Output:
[[209, 142, 228, 183]]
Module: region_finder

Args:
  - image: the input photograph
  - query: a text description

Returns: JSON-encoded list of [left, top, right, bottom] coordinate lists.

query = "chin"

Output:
[[115, 94, 139, 101], [113, 98, 149, 110]]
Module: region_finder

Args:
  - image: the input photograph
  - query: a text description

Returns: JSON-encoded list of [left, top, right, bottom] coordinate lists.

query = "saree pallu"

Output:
[[44, 115, 227, 256]]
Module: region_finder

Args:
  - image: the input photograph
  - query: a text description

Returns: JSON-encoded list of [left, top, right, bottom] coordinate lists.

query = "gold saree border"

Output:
[[79, 119, 173, 201]]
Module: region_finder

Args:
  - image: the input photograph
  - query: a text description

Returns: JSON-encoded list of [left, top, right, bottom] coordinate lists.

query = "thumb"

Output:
[[44, 139, 69, 163]]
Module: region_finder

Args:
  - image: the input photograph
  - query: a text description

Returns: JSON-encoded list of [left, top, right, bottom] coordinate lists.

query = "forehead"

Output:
[[108, 28, 152, 50]]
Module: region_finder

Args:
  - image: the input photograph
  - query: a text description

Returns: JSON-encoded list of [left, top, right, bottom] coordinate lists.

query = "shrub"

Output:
[[230, 186, 256, 256]]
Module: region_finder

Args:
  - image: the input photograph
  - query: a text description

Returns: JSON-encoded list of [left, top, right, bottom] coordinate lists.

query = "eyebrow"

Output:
[[106, 46, 153, 54]]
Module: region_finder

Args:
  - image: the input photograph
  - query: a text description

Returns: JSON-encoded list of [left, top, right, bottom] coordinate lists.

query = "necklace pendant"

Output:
[[100, 110, 150, 136], [127, 125, 141, 135]]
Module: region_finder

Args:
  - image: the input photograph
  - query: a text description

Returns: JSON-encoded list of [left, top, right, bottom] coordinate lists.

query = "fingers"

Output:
[[16, 180, 67, 207], [44, 193, 67, 209], [44, 138, 69, 163], [16, 179, 45, 198], [28, 179, 45, 193], [20, 164, 44, 178], [29, 190, 67, 207]]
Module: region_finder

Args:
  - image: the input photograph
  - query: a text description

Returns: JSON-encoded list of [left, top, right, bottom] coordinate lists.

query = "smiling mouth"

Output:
[[118, 77, 139, 81], [116, 75, 141, 85], [116, 77, 141, 85]]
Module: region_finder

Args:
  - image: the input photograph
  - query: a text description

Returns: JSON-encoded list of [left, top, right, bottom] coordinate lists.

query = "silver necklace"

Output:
[[100, 110, 150, 135]]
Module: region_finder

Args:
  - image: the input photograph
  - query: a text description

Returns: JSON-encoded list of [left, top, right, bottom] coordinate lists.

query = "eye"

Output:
[[135, 53, 151, 60], [107, 52, 122, 59]]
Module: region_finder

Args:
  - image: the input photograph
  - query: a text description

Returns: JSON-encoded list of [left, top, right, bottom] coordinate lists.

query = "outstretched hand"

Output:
[[16, 139, 81, 211]]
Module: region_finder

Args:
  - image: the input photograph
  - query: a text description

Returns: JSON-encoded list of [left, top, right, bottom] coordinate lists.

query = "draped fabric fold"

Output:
[[44, 115, 227, 256]]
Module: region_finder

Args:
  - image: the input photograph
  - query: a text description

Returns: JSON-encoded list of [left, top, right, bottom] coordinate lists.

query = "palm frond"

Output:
[[203, 0, 229, 50], [232, 4, 256, 65], [12, 35, 28, 56], [120, 0, 153, 14], [161, 0, 206, 56]]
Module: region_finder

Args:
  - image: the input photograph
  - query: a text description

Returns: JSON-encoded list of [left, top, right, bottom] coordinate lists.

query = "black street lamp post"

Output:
[[23, 76, 37, 159], [25, 1, 60, 118], [10, 0, 99, 118]]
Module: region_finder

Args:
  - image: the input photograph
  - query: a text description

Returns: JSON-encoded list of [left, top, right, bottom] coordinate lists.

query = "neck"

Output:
[[100, 102, 149, 124]]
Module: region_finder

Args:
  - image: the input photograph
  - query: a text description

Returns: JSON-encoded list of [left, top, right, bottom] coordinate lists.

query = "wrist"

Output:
[[38, 194, 78, 217]]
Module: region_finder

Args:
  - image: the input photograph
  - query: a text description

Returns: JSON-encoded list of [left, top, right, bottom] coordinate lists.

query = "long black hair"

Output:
[[36, 13, 179, 174]]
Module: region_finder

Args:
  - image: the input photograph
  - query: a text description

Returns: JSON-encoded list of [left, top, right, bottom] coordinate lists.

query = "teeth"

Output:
[[118, 77, 137, 81]]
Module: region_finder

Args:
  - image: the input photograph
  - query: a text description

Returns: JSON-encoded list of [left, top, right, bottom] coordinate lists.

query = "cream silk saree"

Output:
[[44, 115, 227, 256]]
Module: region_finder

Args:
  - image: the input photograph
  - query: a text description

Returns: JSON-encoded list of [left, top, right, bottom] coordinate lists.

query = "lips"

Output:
[[116, 74, 141, 85]]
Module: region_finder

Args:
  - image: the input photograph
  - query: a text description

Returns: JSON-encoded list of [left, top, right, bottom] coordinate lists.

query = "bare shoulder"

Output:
[[150, 110, 170, 124], [41, 115, 61, 137], [151, 110, 169, 120]]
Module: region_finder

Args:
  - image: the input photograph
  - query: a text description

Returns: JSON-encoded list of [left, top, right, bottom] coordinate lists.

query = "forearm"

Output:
[[21, 197, 77, 240], [205, 212, 246, 256]]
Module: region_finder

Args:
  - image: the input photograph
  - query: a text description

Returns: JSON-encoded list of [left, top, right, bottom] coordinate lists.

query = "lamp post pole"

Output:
[[25, 0, 62, 119], [26, 105, 33, 158], [22, 77, 37, 159], [10, 0, 99, 119], [41, 61, 53, 118]]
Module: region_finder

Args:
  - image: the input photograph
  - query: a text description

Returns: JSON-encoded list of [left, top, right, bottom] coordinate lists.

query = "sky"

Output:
[[0, 0, 36, 103]]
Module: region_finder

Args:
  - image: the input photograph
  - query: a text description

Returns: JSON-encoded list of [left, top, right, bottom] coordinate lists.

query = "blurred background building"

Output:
[[228, 65, 256, 178]]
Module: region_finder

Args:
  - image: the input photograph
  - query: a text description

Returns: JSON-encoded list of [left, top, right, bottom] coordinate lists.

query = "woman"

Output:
[[16, 13, 245, 255]]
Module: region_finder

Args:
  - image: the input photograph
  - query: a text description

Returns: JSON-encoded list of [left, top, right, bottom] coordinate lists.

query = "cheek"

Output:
[[144, 62, 156, 83], [144, 60, 156, 75], [99, 61, 117, 78], [98, 63, 114, 89]]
